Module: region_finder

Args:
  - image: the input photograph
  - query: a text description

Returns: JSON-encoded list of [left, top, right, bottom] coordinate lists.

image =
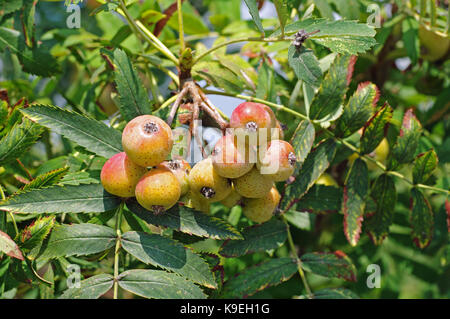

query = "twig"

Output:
[[167, 87, 189, 127], [113, 202, 124, 299]]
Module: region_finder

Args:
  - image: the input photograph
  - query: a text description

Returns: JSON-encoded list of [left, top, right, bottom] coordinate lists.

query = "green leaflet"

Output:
[[0, 230, 24, 260], [21, 104, 123, 159], [335, 82, 379, 137], [118, 269, 207, 299], [110, 49, 153, 121], [412, 150, 438, 184], [0, 27, 60, 76], [410, 188, 433, 249], [308, 54, 355, 121], [366, 174, 397, 245], [301, 251, 357, 281], [21, 167, 69, 192], [342, 158, 369, 246], [243, 0, 264, 33], [126, 198, 242, 240], [59, 274, 114, 299], [280, 140, 337, 212], [39, 223, 116, 259], [288, 45, 322, 87], [360, 103, 393, 155], [0, 184, 122, 214], [120, 231, 217, 288], [271, 19, 376, 54], [0, 118, 44, 166], [219, 219, 287, 257], [388, 108, 422, 170], [402, 17, 420, 64], [220, 258, 298, 298], [290, 120, 315, 172], [292, 184, 342, 213], [313, 288, 359, 299], [19, 216, 55, 251]]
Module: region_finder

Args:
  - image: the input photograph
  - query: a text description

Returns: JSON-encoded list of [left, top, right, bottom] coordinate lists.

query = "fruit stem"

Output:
[[177, 0, 185, 52], [282, 216, 313, 298], [116, 0, 179, 65], [206, 91, 450, 196], [113, 201, 124, 300]]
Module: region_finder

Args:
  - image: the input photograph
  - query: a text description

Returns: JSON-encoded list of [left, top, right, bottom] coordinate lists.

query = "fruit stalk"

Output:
[[113, 202, 124, 299], [283, 216, 312, 298]]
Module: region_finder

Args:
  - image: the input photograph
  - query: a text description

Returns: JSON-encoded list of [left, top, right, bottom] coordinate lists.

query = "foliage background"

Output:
[[0, 0, 449, 299]]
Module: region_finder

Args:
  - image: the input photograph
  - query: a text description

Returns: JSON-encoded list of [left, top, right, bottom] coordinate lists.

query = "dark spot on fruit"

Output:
[[200, 186, 215, 199], [288, 152, 296, 166], [143, 122, 159, 134], [167, 160, 181, 170], [245, 121, 258, 132]]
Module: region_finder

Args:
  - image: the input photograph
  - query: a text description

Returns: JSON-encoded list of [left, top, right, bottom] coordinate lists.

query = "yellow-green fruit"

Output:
[[186, 190, 211, 214], [220, 185, 242, 208], [234, 167, 273, 198], [157, 159, 191, 196], [211, 134, 255, 178], [188, 157, 232, 203], [100, 152, 147, 198], [242, 187, 281, 223], [122, 115, 173, 167], [257, 140, 296, 182], [135, 167, 181, 214], [316, 173, 338, 187], [419, 24, 450, 62], [348, 138, 389, 169]]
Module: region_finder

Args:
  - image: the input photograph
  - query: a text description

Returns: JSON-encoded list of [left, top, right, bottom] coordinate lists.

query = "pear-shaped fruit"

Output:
[[242, 187, 281, 223], [101, 152, 147, 197], [188, 157, 232, 203], [122, 115, 173, 167], [233, 167, 273, 198], [135, 167, 181, 214]]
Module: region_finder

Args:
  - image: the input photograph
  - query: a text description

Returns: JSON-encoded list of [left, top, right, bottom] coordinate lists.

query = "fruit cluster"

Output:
[[100, 102, 297, 223]]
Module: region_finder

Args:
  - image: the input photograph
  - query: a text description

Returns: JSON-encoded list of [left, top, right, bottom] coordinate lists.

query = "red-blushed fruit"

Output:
[[233, 167, 273, 198], [271, 120, 285, 140], [257, 140, 296, 182], [242, 187, 280, 223], [157, 159, 191, 196], [230, 102, 276, 145], [100, 152, 147, 197], [188, 157, 232, 203], [211, 134, 255, 179], [135, 167, 181, 214], [220, 184, 242, 208], [122, 115, 173, 167]]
